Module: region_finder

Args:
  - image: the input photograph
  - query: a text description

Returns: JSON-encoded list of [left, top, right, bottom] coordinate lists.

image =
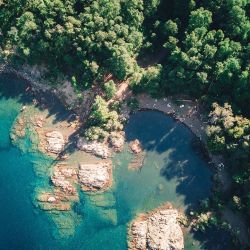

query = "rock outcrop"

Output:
[[78, 161, 112, 191], [128, 205, 184, 250], [77, 137, 110, 159], [45, 131, 65, 154], [37, 164, 79, 211], [129, 139, 142, 154]]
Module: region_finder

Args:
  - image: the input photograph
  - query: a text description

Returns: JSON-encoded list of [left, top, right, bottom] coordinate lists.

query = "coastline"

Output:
[[1, 63, 248, 247]]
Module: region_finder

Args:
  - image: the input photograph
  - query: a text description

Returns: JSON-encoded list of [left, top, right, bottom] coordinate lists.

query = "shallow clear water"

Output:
[[0, 74, 233, 250]]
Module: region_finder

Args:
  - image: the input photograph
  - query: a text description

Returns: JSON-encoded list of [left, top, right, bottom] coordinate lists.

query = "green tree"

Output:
[[104, 80, 116, 100]]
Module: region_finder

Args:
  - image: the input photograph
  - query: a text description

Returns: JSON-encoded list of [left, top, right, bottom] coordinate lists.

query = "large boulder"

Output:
[[45, 131, 65, 154], [128, 206, 184, 250], [77, 137, 110, 159], [78, 162, 112, 191]]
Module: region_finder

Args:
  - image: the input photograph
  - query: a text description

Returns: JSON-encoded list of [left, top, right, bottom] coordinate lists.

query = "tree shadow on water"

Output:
[[190, 226, 235, 250], [126, 111, 212, 209]]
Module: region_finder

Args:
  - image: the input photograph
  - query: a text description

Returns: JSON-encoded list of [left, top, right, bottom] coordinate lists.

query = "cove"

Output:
[[0, 74, 233, 250]]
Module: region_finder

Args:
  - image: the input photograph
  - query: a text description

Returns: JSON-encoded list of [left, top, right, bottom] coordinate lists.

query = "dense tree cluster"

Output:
[[103, 80, 116, 100], [132, 0, 250, 115], [0, 0, 144, 85], [85, 95, 123, 141], [207, 103, 250, 219]]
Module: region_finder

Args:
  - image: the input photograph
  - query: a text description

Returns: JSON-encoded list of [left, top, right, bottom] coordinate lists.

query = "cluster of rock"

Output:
[[10, 116, 26, 141], [37, 164, 79, 211], [37, 160, 113, 211], [34, 115, 44, 128], [45, 131, 65, 154], [78, 161, 112, 191], [128, 139, 146, 170], [128, 151, 146, 170], [128, 205, 184, 250], [77, 137, 110, 159]]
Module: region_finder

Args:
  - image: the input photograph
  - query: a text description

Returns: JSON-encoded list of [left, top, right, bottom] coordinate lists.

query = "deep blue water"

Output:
[[0, 74, 233, 250]]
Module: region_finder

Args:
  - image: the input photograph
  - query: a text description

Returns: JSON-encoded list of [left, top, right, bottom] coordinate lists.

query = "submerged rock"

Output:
[[45, 131, 65, 154], [128, 151, 146, 171], [78, 161, 112, 191], [88, 193, 116, 208], [77, 137, 110, 159], [128, 205, 184, 250], [37, 192, 72, 211]]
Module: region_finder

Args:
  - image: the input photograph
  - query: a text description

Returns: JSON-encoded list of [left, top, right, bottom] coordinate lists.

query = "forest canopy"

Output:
[[1, 0, 248, 114]]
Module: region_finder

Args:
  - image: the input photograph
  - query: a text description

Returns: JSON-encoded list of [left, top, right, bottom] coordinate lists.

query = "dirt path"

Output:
[[108, 80, 132, 105]]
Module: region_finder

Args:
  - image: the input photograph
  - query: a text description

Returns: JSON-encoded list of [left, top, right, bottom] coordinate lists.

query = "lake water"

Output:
[[0, 74, 233, 250]]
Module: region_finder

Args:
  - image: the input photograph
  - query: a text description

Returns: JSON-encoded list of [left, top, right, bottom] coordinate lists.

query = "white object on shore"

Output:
[[21, 106, 26, 112], [180, 104, 185, 108], [47, 196, 56, 203]]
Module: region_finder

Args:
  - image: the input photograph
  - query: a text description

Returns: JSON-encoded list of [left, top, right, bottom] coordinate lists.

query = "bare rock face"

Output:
[[37, 164, 79, 212], [130, 220, 148, 249], [45, 131, 65, 154], [77, 137, 110, 159], [78, 162, 112, 191], [129, 207, 184, 250]]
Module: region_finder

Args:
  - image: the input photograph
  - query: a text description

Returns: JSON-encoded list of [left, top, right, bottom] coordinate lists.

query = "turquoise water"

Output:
[[0, 74, 233, 250]]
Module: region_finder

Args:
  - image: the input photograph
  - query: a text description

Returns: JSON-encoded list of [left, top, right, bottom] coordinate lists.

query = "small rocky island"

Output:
[[128, 139, 146, 170], [128, 204, 184, 250]]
